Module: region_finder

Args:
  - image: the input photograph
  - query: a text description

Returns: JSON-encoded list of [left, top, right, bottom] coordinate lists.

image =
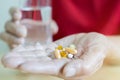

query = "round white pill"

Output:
[[67, 54, 74, 59]]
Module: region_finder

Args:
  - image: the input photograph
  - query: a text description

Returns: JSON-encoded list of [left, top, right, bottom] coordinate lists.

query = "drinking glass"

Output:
[[19, 0, 52, 46]]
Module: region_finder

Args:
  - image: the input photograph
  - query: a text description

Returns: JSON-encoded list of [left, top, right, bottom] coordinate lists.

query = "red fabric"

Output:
[[32, 0, 120, 40], [52, 0, 120, 40]]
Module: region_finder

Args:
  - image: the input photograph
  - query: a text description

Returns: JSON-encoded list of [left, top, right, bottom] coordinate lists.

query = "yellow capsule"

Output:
[[56, 45, 63, 50], [54, 49, 61, 59], [60, 51, 67, 58], [65, 47, 77, 54]]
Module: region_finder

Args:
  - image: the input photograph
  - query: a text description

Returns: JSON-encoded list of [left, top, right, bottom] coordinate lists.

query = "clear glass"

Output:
[[19, 0, 52, 46]]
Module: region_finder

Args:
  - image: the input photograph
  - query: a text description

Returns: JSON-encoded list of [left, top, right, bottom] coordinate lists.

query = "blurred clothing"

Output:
[[32, 0, 120, 40], [52, 0, 120, 40]]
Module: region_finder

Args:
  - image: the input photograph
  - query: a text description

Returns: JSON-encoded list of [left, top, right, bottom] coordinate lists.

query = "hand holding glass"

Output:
[[19, 0, 52, 46]]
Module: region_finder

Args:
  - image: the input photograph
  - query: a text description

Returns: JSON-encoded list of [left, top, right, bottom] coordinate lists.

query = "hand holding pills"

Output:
[[54, 45, 77, 59], [2, 32, 108, 80]]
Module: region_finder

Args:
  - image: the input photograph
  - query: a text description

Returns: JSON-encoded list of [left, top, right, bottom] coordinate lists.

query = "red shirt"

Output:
[[32, 0, 120, 40], [52, 0, 120, 40]]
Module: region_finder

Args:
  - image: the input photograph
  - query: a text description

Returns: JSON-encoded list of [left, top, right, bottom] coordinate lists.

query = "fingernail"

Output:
[[65, 68, 76, 77]]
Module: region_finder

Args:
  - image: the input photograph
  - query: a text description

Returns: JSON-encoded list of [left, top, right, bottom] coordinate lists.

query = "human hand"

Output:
[[0, 7, 58, 48], [2, 32, 108, 80]]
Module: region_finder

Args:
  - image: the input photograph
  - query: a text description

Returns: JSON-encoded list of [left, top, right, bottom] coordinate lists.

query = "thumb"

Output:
[[9, 7, 22, 21], [7, 7, 27, 38], [19, 59, 70, 75], [63, 59, 83, 78]]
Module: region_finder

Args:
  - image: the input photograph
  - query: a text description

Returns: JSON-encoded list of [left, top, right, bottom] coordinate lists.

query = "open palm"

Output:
[[2, 32, 108, 80]]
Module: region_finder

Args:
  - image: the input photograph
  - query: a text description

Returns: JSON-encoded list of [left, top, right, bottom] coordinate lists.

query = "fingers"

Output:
[[7, 7, 27, 38], [21, 19, 45, 27], [21, 19, 58, 35], [7, 7, 27, 37], [1, 49, 51, 69], [80, 33, 108, 74], [5, 21, 27, 37], [63, 52, 104, 78], [2, 52, 25, 69], [3, 21, 27, 48], [50, 20, 59, 35], [81, 33, 107, 73], [9, 7, 22, 21], [80, 32, 108, 59], [63, 32, 108, 78], [78, 32, 108, 50], [75, 32, 108, 57], [19, 59, 70, 75], [1, 7, 27, 48], [63, 59, 83, 78], [0, 32, 25, 48]]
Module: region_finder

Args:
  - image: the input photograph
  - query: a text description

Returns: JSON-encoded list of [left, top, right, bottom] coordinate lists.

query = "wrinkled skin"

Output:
[[1, 33, 108, 80], [0, 7, 108, 80]]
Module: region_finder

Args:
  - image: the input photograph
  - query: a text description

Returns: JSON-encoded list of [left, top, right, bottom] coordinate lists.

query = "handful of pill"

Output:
[[54, 44, 77, 59]]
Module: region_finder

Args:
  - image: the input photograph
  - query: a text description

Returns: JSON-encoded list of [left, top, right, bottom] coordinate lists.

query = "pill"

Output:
[[54, 49, 61, 59], [54, 45, 77, 59], [56, 45, 63, 50], [62, 48, 65, 51], [69, 44, 76, 49], [67, 54, 74, 59], [65, 47, 77, 54], [60, 51, 67, 58]]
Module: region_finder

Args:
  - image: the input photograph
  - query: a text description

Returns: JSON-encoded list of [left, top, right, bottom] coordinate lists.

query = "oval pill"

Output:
[[54, 49, 61, 59], [60, 51, 67, 58], [56, 45, 63, 50], [65, 47, 77, 54]]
